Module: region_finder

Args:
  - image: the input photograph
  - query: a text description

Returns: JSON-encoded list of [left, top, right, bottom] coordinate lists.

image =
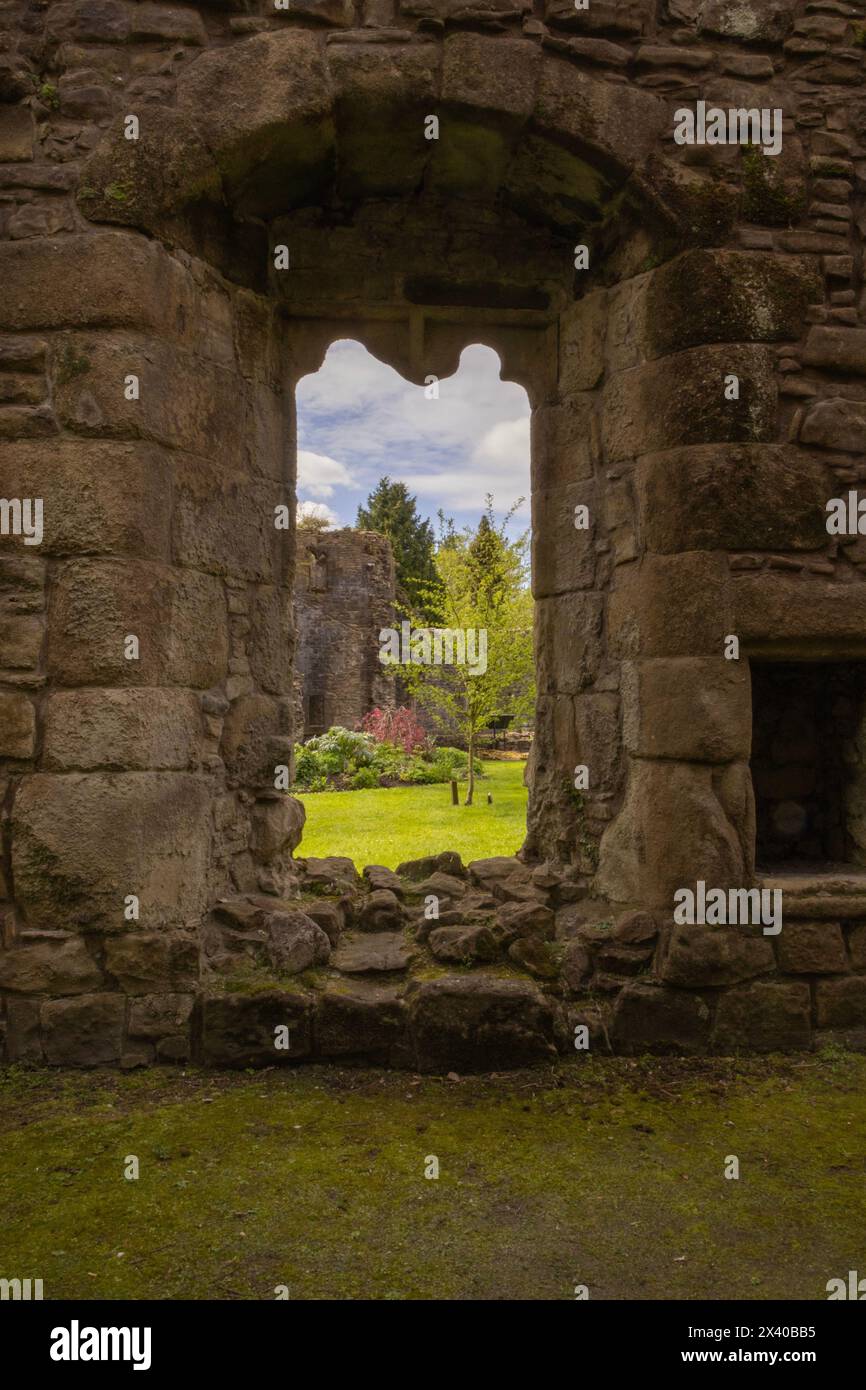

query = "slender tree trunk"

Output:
[[465, 728, 475, 806]]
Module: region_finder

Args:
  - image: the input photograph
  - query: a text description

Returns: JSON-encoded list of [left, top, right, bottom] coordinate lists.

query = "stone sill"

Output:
[[759, 866, 866, 919]]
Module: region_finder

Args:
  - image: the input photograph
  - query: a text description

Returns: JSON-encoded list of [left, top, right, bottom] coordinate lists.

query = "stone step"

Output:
[[331, 931, 415, 975]]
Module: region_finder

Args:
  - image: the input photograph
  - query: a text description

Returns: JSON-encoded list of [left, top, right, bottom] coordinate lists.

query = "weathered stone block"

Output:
[[596, 760, 747, 907], [250, 797, 305, 863], [544, 0, 653, 33], [637, 445, 829, 555], [613, 911, 658, 944], [405, 0, 529, 16], [408, 976, 558, 1072], [849, 925, 866, 971], [356, 889, 405, 932], [4, 997, 42, 1062], [0, 691, 35, 758], [603, 345, 777, 463], [0, 553, 45, 613], [0, 233, 195, 336], [76, 106, 223, 248], [698, 0, 795, 42], [47, 0, 132, 43], [397, 850, 465, 882], [495, 900, 554, 943], [248, 585, 295, 697], [429, 924, 499, 964], [815, 976, 866, 1029], [712, 980, 811, 1052], [531, 393, 599, 491], [314, 983, 407, 1058], [532, 479, 596, 598], [801, 398, 866, 455], [330, 42, 439, 201], [431, 35, 538, 198], [128, 993, 195, 1041], [172, 458, 283, 583], [535, 592, 603, 694], [331, 931, 413, 974], [803, 326, 866, 377], [300, 900, 343, 947], [559, 291, 606, 392], [574, 691, 621, 791], [0, 106, 35, 162], [534, 49, 666, 174], [104, 932, 199, 994], [301, 856, 360, 892], [265, 910, 331, 974], [611, 982, 712, 1054], [195, 990, 312, 1066], [509, 935, 558, 979], [49, 559, 228, 687], [660, 926, 774, 987], [43, 689, 204, 771], [53, 338, 247, 470], [608, 553, 731, 659], [176, 30, 334, 219], [0, 933, 103, 994], [734, 573, 866, 659], [219, 693, 281, 786], [776, 921, 847, 975], [0, 439, 171, 561], [12, 772, 212, 932], [129, 3, 207, 43], [0, 614, 43, 673], [622, 658, 751, 762], [42, 993, 125, 1066], [643, 251, 819, 361], [562, 938, 592, 990]]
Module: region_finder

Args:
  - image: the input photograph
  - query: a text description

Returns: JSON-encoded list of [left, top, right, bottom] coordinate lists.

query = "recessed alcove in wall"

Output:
[[750, 661, 866, 872]]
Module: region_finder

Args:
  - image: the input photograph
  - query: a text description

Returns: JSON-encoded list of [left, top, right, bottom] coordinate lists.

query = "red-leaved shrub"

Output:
[[359, 706, 429, 754]]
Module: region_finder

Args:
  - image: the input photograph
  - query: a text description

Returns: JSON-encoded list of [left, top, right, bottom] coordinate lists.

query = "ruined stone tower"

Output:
[[2, 0, 866, 1067], [294, 527, 395, 738]]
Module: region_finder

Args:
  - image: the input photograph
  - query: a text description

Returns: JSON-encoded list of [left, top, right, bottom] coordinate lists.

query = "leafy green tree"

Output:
[[399, 500, 535, 805], [357, 478, 442, 621]]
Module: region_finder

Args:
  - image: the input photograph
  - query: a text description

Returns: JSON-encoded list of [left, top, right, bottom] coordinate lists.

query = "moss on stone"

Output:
[[103, 180, 134, 204], [741, 146, 806, 228], [646, 249, 821, 357], [670, 176, 738, 249], [53, 339, 91, 386]]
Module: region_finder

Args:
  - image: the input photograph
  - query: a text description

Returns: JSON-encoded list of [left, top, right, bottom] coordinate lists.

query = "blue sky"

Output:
[[295, 340, 531, 537]]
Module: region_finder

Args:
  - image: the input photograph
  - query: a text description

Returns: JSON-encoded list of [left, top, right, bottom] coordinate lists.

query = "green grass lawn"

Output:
[[2, 1051, 865, 1300], [296, 758, 528, 869]]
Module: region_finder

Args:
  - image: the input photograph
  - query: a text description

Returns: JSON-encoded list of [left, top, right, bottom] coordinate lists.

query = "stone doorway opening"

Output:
[[291, 337, 534, 866], [750, 661, 866, 872]]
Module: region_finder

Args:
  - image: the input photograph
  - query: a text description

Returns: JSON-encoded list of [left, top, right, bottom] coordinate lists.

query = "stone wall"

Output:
[[2, 0, 866, 1066], [294, 526, 396, 737]]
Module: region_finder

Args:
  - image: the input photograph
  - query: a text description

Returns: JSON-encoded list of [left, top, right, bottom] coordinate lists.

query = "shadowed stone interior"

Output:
[[751, 661, 866, 871]]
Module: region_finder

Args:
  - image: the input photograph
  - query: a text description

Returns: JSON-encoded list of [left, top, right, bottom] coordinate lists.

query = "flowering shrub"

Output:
[[291, 723, 484, 791], [359, 706, 429, 754]]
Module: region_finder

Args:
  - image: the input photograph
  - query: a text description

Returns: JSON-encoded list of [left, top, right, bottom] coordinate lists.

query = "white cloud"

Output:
[[296, 449, 354, 500], [297, 499, 339, 527], [295, 340, 531, 525]]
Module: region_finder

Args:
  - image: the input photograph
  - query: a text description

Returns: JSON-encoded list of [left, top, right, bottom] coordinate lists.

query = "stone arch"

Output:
[[2, 6, 861, 1064], [75, 28, 678, 272]]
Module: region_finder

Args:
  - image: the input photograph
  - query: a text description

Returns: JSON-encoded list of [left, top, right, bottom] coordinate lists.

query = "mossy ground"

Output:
[[1, 1050, 864, 1301], [297, 758, 528, 870]]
